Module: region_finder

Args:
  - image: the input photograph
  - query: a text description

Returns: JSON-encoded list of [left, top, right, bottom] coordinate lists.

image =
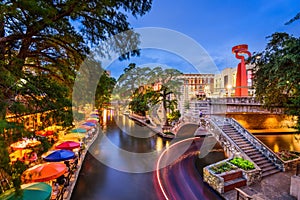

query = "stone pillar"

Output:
[[290, 175, 300, 198]]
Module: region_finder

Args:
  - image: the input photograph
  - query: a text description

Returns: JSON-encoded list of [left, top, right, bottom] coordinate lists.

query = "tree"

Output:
[[128, 88, 152, 116], [115, 63, 151, 99], [0, 0, 152, 119], [0, 0, 153, 193], [95, 71, 116, 110], [147, 67, 182, 126], [251, 32, 300, 129]]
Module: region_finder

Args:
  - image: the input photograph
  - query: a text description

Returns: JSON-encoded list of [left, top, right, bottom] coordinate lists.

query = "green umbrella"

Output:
[[0, 182, 52, 200], [70, 128, 87, 133]]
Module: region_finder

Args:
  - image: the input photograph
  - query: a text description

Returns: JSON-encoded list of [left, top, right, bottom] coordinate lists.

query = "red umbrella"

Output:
[[55, 141, 80, 150], [36, 130, 54, 137]]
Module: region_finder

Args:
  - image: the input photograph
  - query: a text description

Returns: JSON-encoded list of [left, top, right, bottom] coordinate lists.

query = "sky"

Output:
[[104, 0, 300, 78]]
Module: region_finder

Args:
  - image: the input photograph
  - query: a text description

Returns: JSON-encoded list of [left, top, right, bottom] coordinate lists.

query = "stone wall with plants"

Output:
[[203, 164, 225, 194], [276, 150, 300, 171], [203, 157, 261, 193]]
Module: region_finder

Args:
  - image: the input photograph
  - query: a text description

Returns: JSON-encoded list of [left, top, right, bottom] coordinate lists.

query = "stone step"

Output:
[[223, 130, 241, 135], [248, 153, 263, 159], [230, 136, 245, 140], [240, 146, 255, 151], [238, 144, 253, 148], [251, 156, 268, 163], [261, 165, 278, 172], [224, 177, 247, 193], [246, 151, 258, 156], [262, 168, 280, 177], [256, 159, 271, 166], [258, 162, 274, 169], [234, 138, 248, 143], [244, 148, 258, 153]]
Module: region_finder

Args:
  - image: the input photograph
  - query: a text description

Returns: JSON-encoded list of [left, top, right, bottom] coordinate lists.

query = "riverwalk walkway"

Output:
[[61, 125, 99, 200]]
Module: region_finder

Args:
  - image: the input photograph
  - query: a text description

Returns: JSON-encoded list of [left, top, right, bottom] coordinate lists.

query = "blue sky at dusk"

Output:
[[105, 1, 300, 78]]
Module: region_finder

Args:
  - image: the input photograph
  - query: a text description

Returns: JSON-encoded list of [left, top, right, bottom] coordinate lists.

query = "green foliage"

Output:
[[116, 64, 183, 125], [251, 32, 300, 130], [167, 110, 181, 122], [229, 157, 255, 170], [129, 89, 151, 116], [210, 162, 237, 174]]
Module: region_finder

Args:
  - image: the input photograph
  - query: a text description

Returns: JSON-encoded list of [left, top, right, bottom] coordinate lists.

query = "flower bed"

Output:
[[276, 150, 300, 161], [209, 162, 237, 174]]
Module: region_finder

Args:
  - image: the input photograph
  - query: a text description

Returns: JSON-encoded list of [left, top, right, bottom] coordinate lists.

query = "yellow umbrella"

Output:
[[9, 149, 32, 162], [60, 133, 85, 142]]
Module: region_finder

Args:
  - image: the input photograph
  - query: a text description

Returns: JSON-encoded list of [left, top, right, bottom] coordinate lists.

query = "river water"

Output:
[[256, 133, 300, 152], [71, 112, 225, 200]]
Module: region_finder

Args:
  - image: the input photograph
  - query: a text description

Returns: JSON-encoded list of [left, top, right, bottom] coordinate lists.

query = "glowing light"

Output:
[[273, 143, 279, 152], [103, 109, 107, 125], [156, 137, 163, 151]]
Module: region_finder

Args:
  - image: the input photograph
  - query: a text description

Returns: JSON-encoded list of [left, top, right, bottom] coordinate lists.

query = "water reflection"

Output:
[[256, 133, 300, 152], [71, 112, 225, 200]]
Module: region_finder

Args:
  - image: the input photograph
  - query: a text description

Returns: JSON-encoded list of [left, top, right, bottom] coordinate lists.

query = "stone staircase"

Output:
[[220, 123, 280, 177]]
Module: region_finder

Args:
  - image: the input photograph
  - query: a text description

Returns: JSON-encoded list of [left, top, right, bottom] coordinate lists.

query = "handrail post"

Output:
[[235, 188, 252, 200]]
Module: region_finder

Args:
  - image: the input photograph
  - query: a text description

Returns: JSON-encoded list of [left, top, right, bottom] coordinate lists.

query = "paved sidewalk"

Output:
[[223, 170, 297, 200]]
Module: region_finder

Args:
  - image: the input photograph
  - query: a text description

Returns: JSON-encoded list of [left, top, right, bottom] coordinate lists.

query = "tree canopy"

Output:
[[0, 0, 153, 193], [0, 0, 152, 121], [251, 32, 300, 129]]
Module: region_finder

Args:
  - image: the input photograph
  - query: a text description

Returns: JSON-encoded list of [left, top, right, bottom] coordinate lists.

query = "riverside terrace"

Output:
[[0, 112, 100, 200]]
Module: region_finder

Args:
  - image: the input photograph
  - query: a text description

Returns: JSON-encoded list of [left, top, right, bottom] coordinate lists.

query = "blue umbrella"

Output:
[[82, 122, 96, 127], [43, 149, 75, 162], [71, 128, 87, 133]]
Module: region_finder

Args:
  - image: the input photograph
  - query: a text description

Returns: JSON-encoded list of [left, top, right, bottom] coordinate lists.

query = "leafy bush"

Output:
[[210, 162, 237, 174], [229, 157, 255, 170]]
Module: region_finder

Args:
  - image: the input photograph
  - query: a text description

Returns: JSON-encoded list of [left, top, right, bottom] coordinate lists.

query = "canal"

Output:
[[256, 132, 300, 152], [71, 112, 225, 200]]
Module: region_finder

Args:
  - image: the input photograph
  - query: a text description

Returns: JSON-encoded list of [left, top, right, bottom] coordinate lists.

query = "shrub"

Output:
[[229, 157, 255, 170], [210, 162, 237, 174]]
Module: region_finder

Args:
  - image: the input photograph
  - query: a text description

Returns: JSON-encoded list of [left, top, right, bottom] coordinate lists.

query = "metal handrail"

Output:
[[227, 118, 285, 170], [209, 119, 260, 169]]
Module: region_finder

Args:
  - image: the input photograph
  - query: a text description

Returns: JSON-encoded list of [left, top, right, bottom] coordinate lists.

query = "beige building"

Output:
[[214, 64, 254, 97]]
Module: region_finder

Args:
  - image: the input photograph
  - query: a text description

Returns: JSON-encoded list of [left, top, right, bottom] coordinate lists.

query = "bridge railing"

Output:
[[226, 118, 285, 171]]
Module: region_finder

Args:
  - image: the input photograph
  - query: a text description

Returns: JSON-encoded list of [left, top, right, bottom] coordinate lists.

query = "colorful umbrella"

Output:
[[61, 133, 86, 141], [43, 149, 75, 162], [87, 117, 99, 121], [78, 125, 93, 130], [35, 130, 54, 137], [55, 141, 81, 150], [70, 128, 87, 133], [0, 182, 52, 200], [22, 162, 67, 183], [86, 120, 98, 124], [90, 114, 99, 118], [82, 122, 96, 126]]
